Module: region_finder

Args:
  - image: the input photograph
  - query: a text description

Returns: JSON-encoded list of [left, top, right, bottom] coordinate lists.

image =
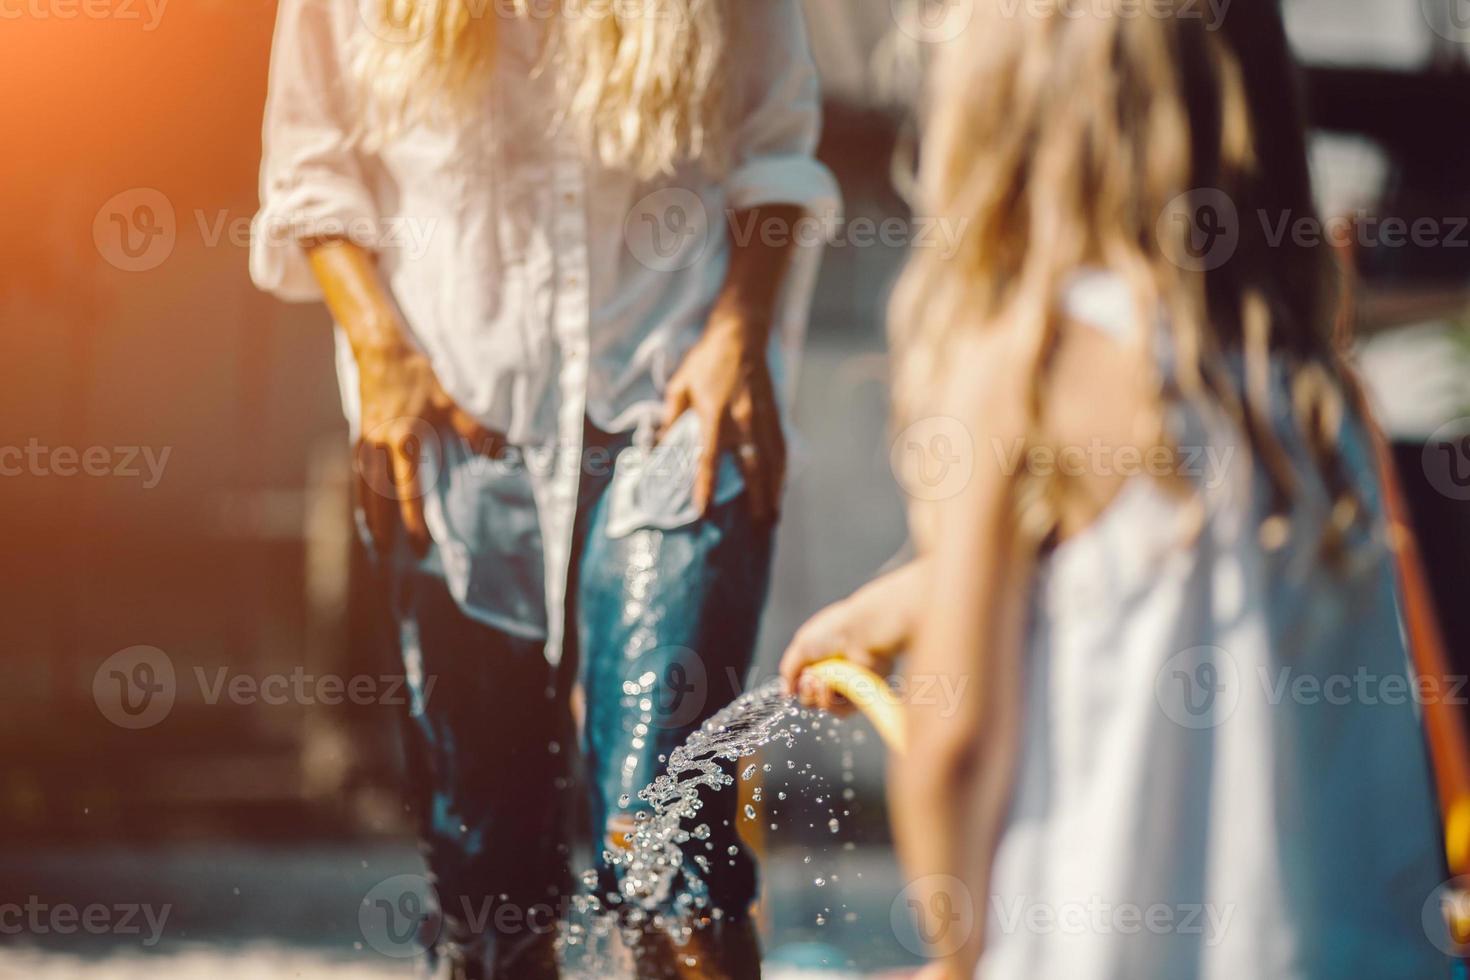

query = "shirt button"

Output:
[[565, 276, 580, 288], [563, 192, 577, 205]]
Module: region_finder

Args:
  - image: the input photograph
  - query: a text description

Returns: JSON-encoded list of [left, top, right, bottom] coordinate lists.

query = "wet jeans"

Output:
[[372, 423, 774, 956]]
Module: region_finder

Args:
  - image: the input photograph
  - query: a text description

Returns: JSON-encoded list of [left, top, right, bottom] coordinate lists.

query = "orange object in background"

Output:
[[1372, 416, 1470, 948], [1371, 418, 1470, 877], [1337, 225, 1470, 886]]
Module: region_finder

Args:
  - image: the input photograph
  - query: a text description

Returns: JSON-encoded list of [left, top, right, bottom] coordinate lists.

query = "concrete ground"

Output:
[[0, 842, 923, 978]]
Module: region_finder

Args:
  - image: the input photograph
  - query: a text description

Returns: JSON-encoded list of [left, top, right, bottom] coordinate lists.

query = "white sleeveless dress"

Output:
[[979, 271, 1453, 979]]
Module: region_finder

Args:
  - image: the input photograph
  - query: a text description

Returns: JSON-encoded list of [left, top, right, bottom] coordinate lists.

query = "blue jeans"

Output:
[[371, 423, 773, 951]]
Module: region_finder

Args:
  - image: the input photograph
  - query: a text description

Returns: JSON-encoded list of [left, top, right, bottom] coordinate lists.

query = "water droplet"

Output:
[[814, 877, 827, 887]]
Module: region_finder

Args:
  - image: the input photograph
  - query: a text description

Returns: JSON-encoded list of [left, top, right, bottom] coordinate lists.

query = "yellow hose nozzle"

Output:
[[805, 658, 907, 755]]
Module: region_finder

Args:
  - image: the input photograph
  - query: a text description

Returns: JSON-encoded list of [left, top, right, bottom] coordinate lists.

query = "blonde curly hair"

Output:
[[352, 0, 731, 180]]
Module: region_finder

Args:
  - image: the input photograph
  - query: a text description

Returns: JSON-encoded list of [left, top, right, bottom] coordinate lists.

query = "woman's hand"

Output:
[[662, 314, 785, 525], [307, 239, 501, 555], [352, 341, 501, 554], [661, 204, 803, 526], [779, 560, 927, 713]]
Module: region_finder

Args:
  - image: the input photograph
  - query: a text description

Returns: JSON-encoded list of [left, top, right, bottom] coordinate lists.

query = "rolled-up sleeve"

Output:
[[250, 0, 379, 302], [721, 0, 842, 407], [724, 0, 841, 223]]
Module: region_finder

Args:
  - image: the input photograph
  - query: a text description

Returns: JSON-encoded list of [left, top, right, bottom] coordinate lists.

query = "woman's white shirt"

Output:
[[250, 0, 840, 663]]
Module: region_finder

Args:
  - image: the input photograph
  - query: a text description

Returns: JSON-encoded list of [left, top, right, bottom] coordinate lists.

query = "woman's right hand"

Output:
[[352, 342, 501, 554], [779, 559, 927, 714], [306, 239, 502, 555]]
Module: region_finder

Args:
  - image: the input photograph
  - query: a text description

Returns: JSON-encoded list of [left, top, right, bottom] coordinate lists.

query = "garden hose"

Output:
[[806, 658, 907, 755]]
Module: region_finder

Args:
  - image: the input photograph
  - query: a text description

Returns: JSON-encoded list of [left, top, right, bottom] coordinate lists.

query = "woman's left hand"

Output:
[[661, 312, 786, 525]]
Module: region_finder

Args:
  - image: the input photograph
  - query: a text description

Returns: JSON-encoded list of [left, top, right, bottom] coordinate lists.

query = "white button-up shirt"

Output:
[[251, 0, 839, 663]]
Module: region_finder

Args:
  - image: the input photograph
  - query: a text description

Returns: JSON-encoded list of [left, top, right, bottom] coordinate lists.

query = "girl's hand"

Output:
[[779, 560, 927, 713]]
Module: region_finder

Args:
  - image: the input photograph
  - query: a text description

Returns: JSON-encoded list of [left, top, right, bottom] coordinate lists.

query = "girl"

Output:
[[783, 2, 1450, 977], [253, 0, 836, 976]]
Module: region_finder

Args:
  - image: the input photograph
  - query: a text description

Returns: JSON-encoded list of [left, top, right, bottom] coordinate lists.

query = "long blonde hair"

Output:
[[891, 0, 1366, 557], [353, 0, 731, 179]]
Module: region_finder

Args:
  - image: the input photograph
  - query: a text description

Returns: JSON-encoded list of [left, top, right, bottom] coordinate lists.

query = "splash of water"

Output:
[[561, 678, 811, 965], [617, 679, 806, 912]]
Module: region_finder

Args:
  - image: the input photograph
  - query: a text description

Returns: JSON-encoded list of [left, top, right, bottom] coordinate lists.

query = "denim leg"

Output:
[[576, 488, 775, 921], [375, 531, 576, 949]]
